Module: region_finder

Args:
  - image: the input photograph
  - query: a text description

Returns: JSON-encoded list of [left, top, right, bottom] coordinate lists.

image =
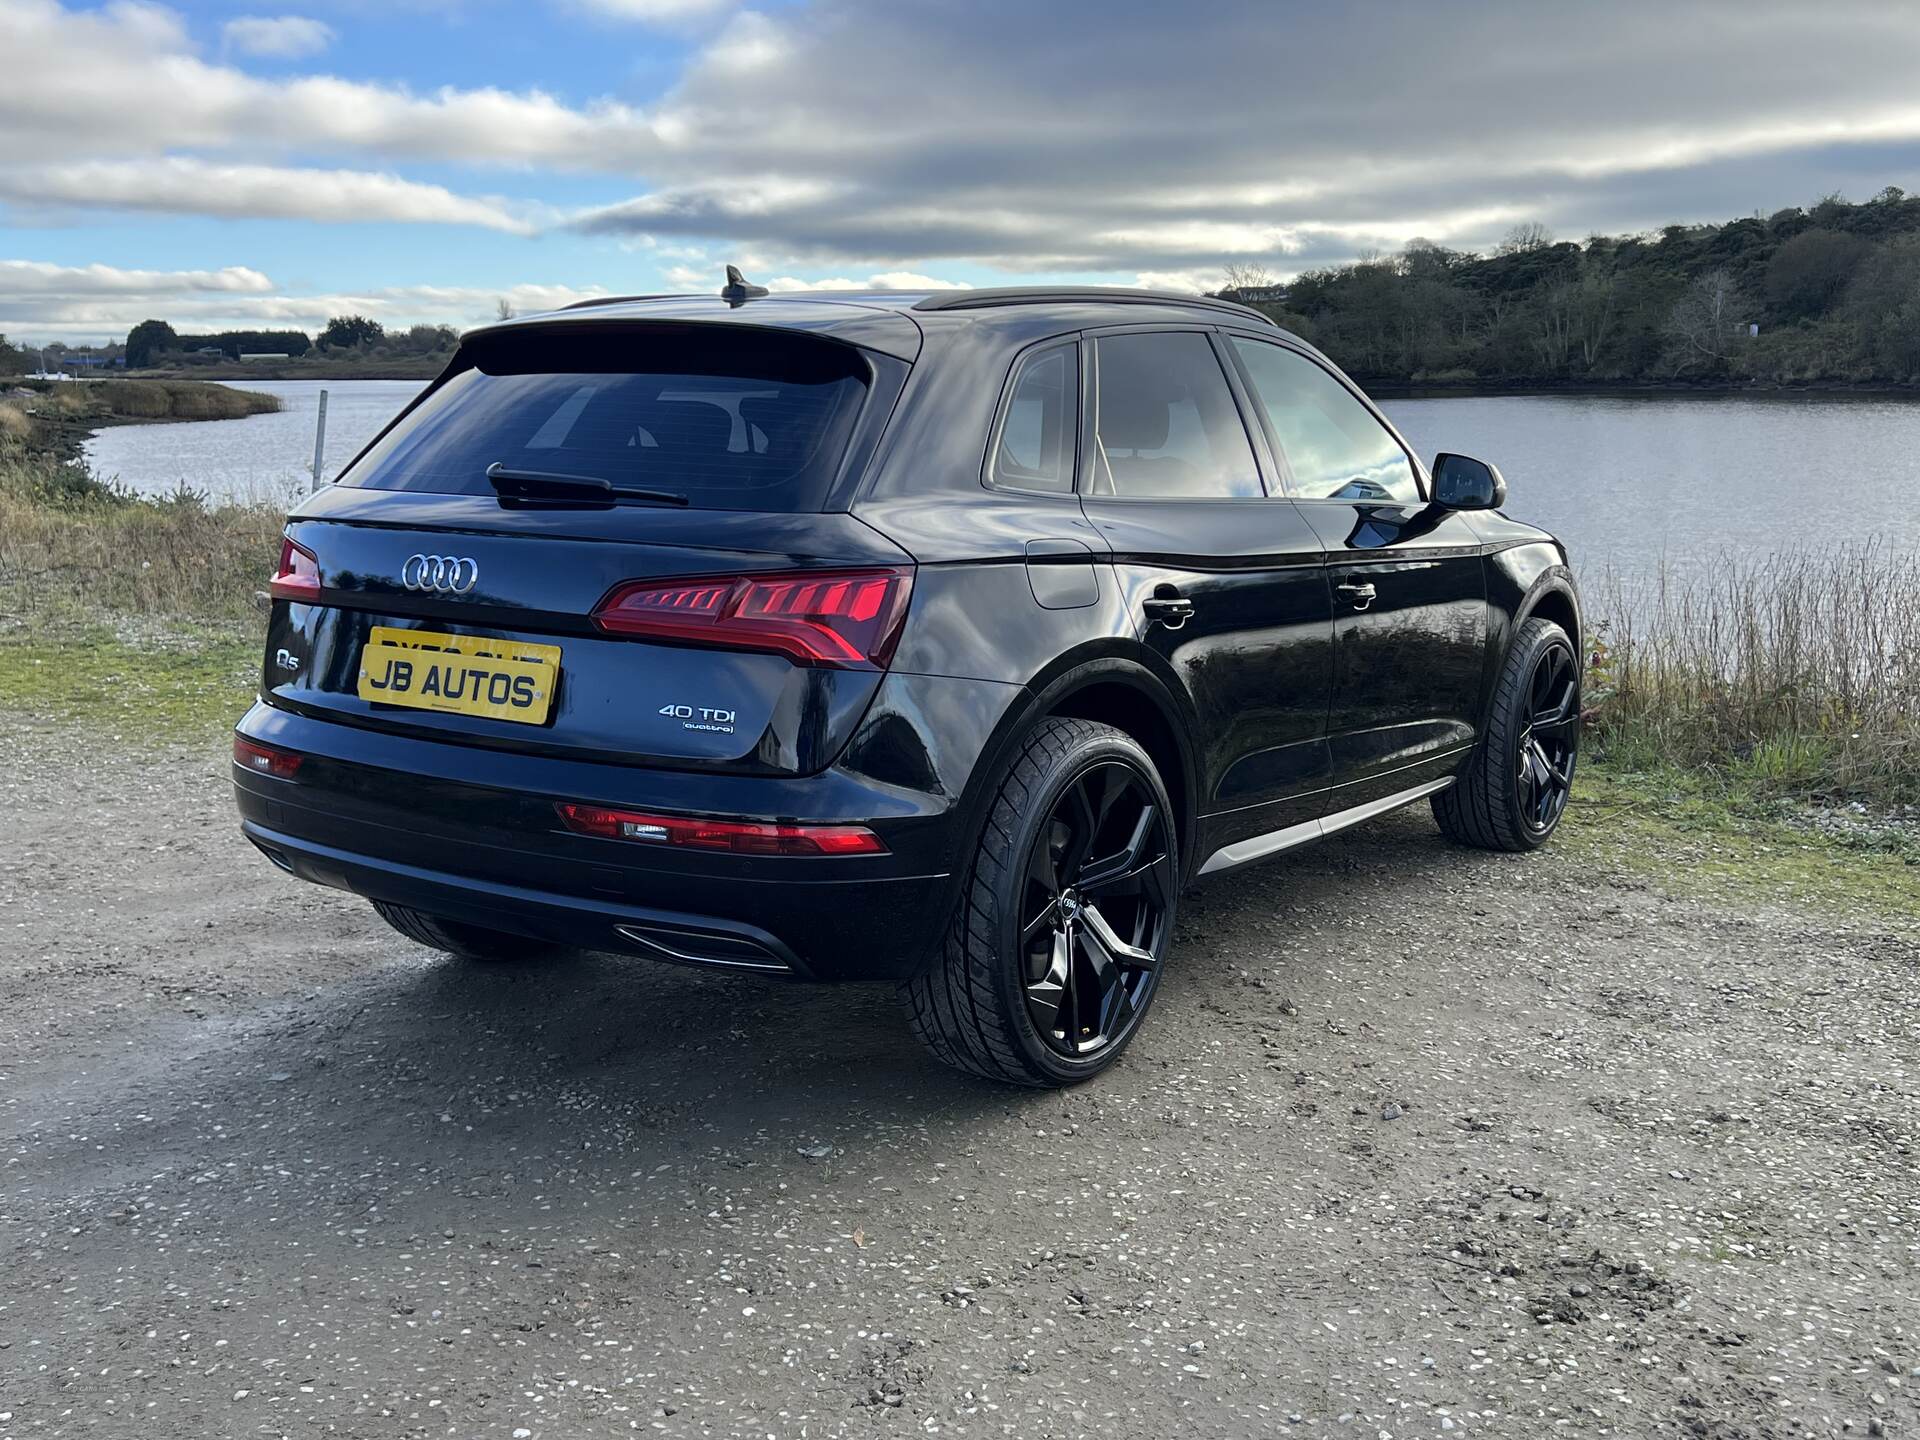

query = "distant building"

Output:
[[240, 352, 293, 362]]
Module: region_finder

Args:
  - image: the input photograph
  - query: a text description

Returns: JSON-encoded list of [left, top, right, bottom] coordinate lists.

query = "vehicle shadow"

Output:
[[33, 808, 1487, 1227]]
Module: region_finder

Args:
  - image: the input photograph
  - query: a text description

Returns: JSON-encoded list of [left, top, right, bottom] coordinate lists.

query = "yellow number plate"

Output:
[[356, 626, 560, 725]]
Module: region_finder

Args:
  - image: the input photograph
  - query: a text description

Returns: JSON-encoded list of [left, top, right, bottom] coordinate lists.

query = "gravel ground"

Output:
[[1, 735, 1916, 1439]]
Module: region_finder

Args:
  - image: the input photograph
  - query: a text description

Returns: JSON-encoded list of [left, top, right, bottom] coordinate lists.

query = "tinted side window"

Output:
[[990, 343, 1076, 493], [1230, 338, 1418, 504], [1091, 332, 1261, 499]]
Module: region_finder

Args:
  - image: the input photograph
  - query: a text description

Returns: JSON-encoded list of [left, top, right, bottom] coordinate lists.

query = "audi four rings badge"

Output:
[[401, 554, 480, 594]]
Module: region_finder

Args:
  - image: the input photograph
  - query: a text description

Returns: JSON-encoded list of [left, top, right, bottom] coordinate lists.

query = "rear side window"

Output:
[[990, 343, 1076, 493], [341, 325, 871, 512], [1229, 338, 1419, 504], [1090, 332, 1261, 498]]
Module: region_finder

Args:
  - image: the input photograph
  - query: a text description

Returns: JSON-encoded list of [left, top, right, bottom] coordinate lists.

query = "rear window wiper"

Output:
[[485, 463, 690, 508]]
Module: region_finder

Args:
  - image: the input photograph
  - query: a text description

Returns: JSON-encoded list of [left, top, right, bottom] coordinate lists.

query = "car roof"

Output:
[[477, 286, 1290, 365]]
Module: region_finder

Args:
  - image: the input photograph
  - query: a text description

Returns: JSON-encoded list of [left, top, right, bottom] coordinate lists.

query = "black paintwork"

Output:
[[235, 288, 1577, 982]]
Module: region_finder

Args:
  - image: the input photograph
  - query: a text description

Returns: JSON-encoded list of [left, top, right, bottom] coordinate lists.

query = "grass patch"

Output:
[[0, 445, 277, 747], [0, 630, 257, 742], [1560, 755, 1919, 920]]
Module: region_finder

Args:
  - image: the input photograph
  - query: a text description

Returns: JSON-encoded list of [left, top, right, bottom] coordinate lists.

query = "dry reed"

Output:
[[1586, 543, 1920, 806], [0, 450, 282, 631]]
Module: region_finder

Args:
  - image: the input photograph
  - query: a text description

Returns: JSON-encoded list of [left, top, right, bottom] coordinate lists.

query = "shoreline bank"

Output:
[[3, 378, 283, 464]]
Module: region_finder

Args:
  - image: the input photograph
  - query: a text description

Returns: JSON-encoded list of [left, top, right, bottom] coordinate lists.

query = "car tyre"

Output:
[[1433, 616, 1581, 852], [370, 900, 557, 962], [903, 717, 1179, 1087]]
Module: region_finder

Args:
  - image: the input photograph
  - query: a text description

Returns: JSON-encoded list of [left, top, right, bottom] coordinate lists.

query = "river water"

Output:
[[84, 379, 429, 506], [83, 381, 1920, 580]]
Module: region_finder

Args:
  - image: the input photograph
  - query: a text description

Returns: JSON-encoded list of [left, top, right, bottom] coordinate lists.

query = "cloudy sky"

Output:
[[5, 0, 1920, 343]]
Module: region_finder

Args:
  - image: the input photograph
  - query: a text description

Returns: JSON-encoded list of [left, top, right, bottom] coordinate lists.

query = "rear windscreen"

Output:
[[339, 325, 872, 511]]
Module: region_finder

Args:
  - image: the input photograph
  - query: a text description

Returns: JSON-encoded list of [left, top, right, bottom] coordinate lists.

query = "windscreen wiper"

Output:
[[485, 462, 690, 507]]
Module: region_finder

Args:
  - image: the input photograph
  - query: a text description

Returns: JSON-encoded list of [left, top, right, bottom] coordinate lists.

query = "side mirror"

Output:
[[1431, 452, 1507, 510]]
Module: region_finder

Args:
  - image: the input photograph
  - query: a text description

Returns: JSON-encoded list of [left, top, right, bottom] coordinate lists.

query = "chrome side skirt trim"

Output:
[[1196, 776, 1455, 877]]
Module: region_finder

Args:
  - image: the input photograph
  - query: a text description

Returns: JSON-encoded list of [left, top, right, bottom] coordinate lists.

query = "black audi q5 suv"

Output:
[[233, 278, 1581, 1086]]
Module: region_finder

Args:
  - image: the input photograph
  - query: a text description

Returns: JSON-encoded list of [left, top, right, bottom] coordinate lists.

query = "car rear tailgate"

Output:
[[264, 491, 913, 776]]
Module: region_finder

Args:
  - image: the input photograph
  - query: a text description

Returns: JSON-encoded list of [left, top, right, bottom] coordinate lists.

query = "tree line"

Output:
[[121, 315, 459, 369], [1228, 189, 1920, 387]]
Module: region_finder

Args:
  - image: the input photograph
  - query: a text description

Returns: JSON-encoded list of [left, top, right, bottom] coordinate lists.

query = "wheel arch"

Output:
[[1518, 574, 1582, 658], [1044, 670, 1194, 863], [957, 650, 1200, 871]]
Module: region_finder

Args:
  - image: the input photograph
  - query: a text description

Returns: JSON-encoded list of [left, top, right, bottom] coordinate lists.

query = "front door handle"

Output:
[[1336, 580, 1377, 611], [1142, 594, 1195, 630]]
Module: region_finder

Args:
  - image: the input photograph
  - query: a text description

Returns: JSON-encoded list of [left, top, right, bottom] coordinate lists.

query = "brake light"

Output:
[[270, 536, 321, 602], [591, 567, 913, 669], [556, 803, 886, 856], [233, 735, 303, 778]]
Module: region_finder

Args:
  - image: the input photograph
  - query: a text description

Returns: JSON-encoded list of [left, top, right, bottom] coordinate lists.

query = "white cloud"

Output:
[[11, 0, 1920, 333], [765, 271, 969, 293], [222, 14, 334, 58], [657, 267, 968, 293], [0, 0, 662, 170], [0, 259, 274, 297], [1130, 271, 1213, 295], [865, 272, 968, 291], [0, 262, 613, 341], [567, 0, 737, 24], [567, 0, 1920, 275], [0, 159, 536, 232], [697, 9, 785, 71]]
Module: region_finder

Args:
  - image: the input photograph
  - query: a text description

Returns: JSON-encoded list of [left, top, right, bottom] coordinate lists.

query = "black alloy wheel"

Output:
[[902, 717, 1181, 1086], [1018, 759, 1175, 1058], [1516, 639, 1579, 833], [1431, 615, 1581, 853]]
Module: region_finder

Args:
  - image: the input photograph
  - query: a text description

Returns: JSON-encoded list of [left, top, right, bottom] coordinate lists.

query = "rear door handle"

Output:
[[1142, 594, 1195, 630], [1336, 580, 1377, 611]]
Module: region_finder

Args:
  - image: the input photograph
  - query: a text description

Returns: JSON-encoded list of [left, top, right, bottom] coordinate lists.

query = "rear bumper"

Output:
[[238, 816, 939, 978], [231, 674, 1020, 981]]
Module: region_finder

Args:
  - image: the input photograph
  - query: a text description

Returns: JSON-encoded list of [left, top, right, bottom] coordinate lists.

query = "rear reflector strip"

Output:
[[234, 736, 303, 778], [556, 803, 886, 856], [590, 567, 913, 670]]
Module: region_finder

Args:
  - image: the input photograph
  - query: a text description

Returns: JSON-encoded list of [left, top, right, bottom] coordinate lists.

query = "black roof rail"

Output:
[[912, 286, 1278, 326]]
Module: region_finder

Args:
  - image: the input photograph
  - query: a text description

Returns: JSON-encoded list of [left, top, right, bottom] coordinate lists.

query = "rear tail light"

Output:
[[234, 735, 303, 778], [269, 536, 321, 602], [591, 567, 913, 669], [556, 803, 886, 856]]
